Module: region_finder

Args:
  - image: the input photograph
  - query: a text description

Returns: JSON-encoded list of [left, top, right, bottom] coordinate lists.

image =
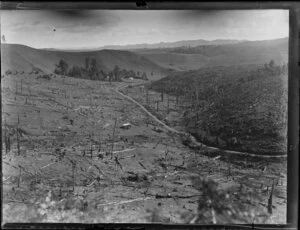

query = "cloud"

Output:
[[45, 11, 120, 30], [1, 10, 121, 34], [0, 10, 289, 49]]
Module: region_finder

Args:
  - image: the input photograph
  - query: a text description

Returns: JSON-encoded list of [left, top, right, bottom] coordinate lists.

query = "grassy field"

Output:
[[2, 73, 287, 224]]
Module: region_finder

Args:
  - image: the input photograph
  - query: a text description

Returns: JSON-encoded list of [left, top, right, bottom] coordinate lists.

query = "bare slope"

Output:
[[1, 44, 167, 79], [2, 73, 286, 224]]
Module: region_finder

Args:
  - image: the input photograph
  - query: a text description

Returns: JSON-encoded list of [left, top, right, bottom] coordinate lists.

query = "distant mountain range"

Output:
[[42, 39, 248, 52]]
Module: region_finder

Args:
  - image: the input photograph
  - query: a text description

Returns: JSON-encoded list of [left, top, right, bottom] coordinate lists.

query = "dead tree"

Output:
[[39, 111, 43, 128], [98, 140, 102, 153], [71, 160, 76, 193], [17, 165, 22, 187], [167, 95, 170, 113], [161, 92, 164, 102], [15, 81, 18, 95], [4, 118, 8, 154], [267, 180, 275, 214], [28, 83, 31, 96], [7, 136, 11, 153], [20, 79, 23, 94], [146, 88, 149, 106], [156, 100, 159, 112], [111, 118, 117, 159], [146, 114, 150, 127], [115, 156, 123, 171], [90, 141, 93, 159], [17, 115, 21, 156]]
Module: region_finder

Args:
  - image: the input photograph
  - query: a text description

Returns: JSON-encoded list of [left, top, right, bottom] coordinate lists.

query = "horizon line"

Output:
[[1, 36, 288, 51]]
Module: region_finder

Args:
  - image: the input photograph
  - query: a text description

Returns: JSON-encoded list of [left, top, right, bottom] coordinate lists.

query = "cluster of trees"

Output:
[[54, 58, 148, 82], [4, 70, 27, 75], [122, 70, 148, 80], [263, 60, 287, 75]]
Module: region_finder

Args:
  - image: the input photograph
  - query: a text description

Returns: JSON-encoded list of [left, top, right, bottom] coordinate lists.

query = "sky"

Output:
[[0, 10, 289, 49]]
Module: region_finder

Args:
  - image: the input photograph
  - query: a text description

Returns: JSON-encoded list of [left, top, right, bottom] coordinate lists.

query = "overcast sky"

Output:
[[1, 10, 289, 49]]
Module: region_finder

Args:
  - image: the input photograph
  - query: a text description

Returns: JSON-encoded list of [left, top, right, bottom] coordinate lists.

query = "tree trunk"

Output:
[[111, 118, 117, 159], [17, 166, 21, 187], [167, 95, 170, 114], [146, 89, 149, 105], [90, 142, 93, 159], [4, 118, 7, 154], [17, 115, 20, 156], [15, 81, 18, 95], [72, 162, 76, 193]]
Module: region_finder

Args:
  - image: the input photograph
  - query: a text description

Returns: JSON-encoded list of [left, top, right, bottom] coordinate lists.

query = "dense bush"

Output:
[[181, 177, 269, 224], [5, 69, 12, 75], [36, 74, 51, 80], [54, 60, 69, 75]]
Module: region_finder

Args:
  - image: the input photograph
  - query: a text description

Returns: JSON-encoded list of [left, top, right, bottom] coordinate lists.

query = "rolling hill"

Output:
[[1, 44, 167, 79], [1, 37, 288, 79], [133, 37, 288, 71]]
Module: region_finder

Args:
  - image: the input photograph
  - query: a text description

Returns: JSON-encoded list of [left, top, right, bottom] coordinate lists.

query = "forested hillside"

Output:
[[149, 61, 288, 155]]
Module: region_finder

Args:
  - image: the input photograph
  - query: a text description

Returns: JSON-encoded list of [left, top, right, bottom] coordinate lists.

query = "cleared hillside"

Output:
[[1, 44, 167, 79], [134, 38, 288, 71]]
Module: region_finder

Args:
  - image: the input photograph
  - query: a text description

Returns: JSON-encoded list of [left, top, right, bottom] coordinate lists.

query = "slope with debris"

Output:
[[2, 74, 286, 224]]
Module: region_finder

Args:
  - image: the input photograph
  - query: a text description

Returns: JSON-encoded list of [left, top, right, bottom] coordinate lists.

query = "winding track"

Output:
[[115, 84, 287, 159]]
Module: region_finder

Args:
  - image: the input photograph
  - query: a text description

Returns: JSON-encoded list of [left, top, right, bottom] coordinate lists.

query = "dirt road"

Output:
[[115, 83, 287, 159]]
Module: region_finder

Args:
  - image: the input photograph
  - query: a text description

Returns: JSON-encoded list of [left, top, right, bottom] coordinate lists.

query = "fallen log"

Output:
[[97, 197, 152, 207], [165, 164, 187, 170], [145, 193, 202, 199]]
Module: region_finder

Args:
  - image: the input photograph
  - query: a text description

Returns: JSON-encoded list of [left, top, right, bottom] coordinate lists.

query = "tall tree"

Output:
[[113, 65, 121, 81], [90, 58, 97, 69], [269, 60, 275, 68], [141, 72, 148, 80], [55, 60, 69, 75], [90, 58, 98, 80], [111, 118, 117, 159], [85, 57, 90, 70], [68, 65, 82, 78]]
